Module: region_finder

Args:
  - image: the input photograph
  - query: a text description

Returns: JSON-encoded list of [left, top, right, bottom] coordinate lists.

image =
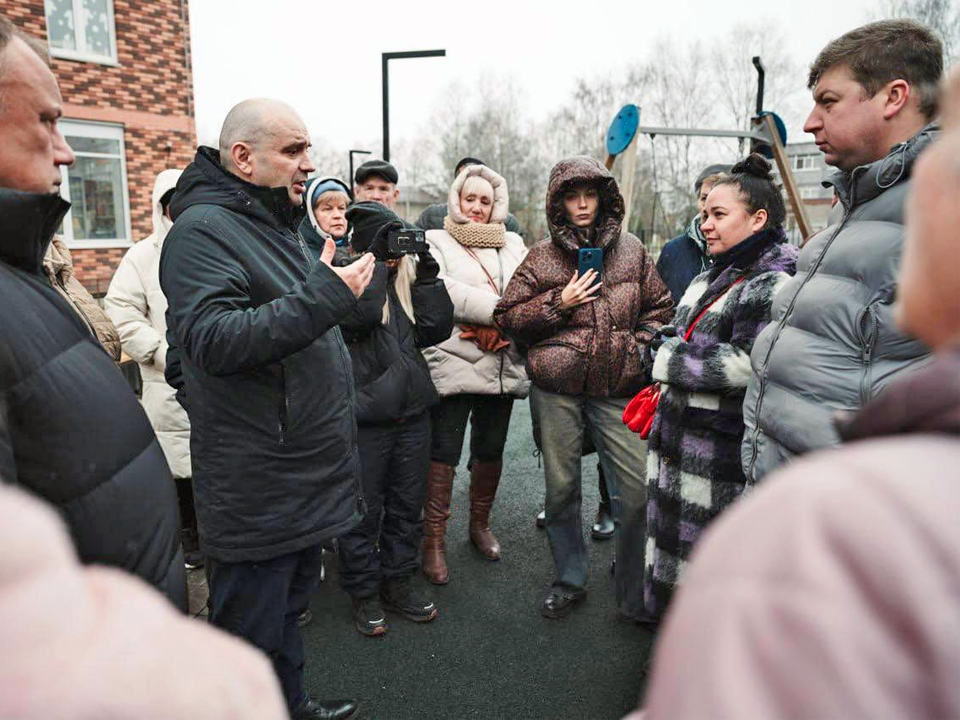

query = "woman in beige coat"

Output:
[[421, 164, 529, 584], [105, 169, 197, 567]]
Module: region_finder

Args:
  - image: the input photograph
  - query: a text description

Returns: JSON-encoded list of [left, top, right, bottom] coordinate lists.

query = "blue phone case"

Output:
[[578, 248, 603, 285]]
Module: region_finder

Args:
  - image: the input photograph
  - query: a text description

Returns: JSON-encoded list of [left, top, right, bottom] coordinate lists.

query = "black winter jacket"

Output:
[[160, 148, 363, 563], [656, 215, 711, 304], [340, 260, 453, 424], [0, 188, 186, 609]]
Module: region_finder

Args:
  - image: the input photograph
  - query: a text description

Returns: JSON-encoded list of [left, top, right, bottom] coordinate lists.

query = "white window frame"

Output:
[[791, 154, 819, 171], [58, 120, 132, 249], [45, 0, 119, 65]]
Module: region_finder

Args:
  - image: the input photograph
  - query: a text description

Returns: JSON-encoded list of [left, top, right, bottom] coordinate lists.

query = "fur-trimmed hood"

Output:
[[545, 155, 625, 253], [446, 164, 509, 224], [150, 169, 182, 250]]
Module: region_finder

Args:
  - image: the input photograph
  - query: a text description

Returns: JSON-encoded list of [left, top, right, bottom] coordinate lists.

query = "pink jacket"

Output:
[[636, 348, 960, 720], [0, 485, 287, 720]]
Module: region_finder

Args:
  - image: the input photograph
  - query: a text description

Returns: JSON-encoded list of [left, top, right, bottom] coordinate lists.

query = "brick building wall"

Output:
[[3, 0, 197, 295]]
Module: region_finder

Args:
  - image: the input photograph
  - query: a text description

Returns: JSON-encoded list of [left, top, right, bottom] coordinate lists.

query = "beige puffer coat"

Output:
[[423, 165, 530, 398], [105, 169, 190, 479], [42, 237, 121, 362]]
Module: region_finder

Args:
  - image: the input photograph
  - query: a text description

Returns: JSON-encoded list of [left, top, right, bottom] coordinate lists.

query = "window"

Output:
[[791, 154, 819, 171], [45, 0, 118, 64], [800, 186, 822, 200], [58, 121, 131, 248]]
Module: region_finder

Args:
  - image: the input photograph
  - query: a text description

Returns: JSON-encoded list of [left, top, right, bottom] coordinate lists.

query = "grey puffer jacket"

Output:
[[741, 123, 937, 483]]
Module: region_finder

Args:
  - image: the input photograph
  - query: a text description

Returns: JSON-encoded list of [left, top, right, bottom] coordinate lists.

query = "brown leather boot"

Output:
[[469, 460, 503, 561], [421, 462, 455, 585]]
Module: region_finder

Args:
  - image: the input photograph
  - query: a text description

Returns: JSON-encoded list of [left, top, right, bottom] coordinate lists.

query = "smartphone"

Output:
[[578, 248, 603, 286]]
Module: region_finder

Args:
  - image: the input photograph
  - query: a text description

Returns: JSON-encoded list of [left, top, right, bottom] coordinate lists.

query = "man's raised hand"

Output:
[[320, 238, 375, 298]]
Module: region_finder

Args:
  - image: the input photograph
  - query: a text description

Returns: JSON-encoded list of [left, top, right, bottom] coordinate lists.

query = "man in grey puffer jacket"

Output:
[[742, 19, 943, 482]]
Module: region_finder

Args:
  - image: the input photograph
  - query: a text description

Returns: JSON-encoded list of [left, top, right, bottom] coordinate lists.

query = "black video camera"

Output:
[[387, 227, 427, 256]]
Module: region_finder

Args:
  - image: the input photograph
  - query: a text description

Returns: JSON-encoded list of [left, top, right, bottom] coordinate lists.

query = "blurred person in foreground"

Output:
[[742, 19, 943, 482], [160, 98, 373, 720], [0, 15, 185, 609], [0, 481, 287, 720], [633, 72, 960, 719]]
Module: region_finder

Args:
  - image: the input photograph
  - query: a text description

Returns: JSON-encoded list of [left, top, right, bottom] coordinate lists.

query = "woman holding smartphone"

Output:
[[495, 156, 673, 620]]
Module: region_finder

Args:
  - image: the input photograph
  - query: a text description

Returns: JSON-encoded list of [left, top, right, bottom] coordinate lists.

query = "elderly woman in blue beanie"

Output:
[[298, 176, 352, 260]]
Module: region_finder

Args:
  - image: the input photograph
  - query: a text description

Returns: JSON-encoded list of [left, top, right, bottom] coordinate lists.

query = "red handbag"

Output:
[[622, 278, 745, 439], [622, 383, 661, 437]]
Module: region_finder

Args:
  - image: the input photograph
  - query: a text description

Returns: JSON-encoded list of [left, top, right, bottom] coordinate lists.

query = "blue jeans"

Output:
[[531, 386, 647, 603], [207, 545, 323, 712]]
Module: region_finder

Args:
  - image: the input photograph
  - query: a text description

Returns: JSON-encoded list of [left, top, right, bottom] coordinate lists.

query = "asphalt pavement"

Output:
[[300, 399, 655, 720]]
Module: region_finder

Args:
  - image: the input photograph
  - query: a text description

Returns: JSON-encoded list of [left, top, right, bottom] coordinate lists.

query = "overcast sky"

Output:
[[189, 0, 881, 157]]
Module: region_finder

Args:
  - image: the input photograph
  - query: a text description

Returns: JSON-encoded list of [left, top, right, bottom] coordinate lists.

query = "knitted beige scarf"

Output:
[[444, 214, 505, 248]]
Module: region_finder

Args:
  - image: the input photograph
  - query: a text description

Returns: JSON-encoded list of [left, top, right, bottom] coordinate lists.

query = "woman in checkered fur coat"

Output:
[[642, 154, 798, 619]]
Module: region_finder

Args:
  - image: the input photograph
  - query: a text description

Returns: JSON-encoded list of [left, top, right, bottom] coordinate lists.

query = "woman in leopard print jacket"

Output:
[[495, 155, 672, 620]]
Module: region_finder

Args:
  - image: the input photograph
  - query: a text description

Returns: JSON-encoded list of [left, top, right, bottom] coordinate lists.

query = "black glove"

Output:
[[650, 325, 677, 352], [416, 247, 440, 282], [345, 201, 404, 261]]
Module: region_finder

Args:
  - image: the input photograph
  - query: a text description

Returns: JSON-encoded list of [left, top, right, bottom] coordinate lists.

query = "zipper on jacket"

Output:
[[278, 363, 288, 445], [294, 230, 314, 268], [333, 326, 366, 513], [858, 302, 878, 405], [498, 348, 505, 395], [743, 168, 862, 481]]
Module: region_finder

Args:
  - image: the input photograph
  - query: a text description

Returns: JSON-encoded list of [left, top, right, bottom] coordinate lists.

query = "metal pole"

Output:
[[349, 149, 372, 190], [753, 56, 765, 115], [381, 56, 390, 161], [381, 50, 446, 162]]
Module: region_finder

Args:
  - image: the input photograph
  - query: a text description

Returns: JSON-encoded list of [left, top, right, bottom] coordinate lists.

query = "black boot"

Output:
[[381, 578, 438, 623], [592, 465, 615, 540], [292, 696, 359, 720]]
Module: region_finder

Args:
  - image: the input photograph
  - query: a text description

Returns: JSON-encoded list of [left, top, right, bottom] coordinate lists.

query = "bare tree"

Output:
[[879, 0, 960, 63], [713, 22, 800, 135], [307, 139, 349, 182], [428, 75, 551, 242]]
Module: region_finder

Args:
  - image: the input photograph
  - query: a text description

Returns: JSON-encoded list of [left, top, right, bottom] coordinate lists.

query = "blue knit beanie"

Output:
[[308, 177, 352, 207]]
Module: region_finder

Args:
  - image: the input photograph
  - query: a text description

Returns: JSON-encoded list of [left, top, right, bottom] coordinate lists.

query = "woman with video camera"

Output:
[[334, 202, 453, 637], [494, 156, 673, 620], [420, 164, 529, 585]]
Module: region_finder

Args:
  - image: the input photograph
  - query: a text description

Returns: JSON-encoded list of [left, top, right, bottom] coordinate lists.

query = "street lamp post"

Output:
[[348, 149, 372, 190], [381, 49, 445, 162]]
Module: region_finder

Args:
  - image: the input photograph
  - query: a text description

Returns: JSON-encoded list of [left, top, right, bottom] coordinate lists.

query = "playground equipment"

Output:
[[604, 57, 812, 241]]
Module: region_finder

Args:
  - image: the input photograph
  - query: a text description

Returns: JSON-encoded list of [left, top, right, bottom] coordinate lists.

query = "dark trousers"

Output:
[[174, 476, 199, 551], [430, 394, 515, 466], [339, 414, 430, 599], [207, 545, 323, 712]]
